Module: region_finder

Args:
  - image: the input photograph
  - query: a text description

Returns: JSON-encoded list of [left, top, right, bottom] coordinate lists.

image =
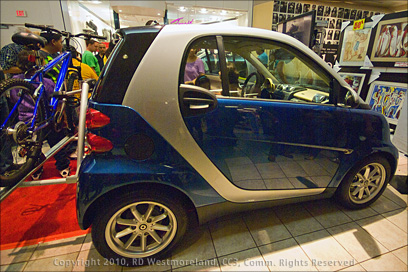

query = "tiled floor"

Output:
[[1, 153, 407, 272]]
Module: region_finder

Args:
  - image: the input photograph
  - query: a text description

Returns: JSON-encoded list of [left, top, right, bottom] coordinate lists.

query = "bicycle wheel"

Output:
[[0, 79, 46, 187], [66, 70, 79, 93]]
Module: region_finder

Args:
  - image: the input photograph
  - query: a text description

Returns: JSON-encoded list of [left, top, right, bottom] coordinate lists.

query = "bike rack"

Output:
[[0, 82, 90, 202]]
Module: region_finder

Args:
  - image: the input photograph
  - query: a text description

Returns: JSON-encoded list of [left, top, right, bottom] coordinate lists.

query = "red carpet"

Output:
[[0, 158, 90, 250]]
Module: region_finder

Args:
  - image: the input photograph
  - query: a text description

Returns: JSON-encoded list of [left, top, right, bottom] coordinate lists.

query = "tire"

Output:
[[91, 190, 189, 266], [66, 71, 79, 92], [335, 155, 391, 209], [0, 79, 46, 187]]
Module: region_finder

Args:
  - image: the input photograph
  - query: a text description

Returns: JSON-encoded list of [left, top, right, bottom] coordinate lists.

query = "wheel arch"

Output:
[[81, 181, 199, 230]]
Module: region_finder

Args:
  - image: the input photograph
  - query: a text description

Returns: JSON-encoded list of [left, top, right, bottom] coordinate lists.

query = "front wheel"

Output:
[[91, 190, 189, 266], [335, 155, 392, 209]]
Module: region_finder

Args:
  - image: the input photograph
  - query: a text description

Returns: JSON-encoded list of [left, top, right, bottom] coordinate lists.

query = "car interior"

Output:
[[188, 36, 334, 105]]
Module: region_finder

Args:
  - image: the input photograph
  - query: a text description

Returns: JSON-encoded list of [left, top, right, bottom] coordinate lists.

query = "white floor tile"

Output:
[[218, 248, 269, 271], [24, 252, 79, 271], [259, 238, 317, 271], [392, 246, 408, 265], [295, 230, 356, 272], [0, 245, 37, 265], [209, 217, 256, 257], [304, 199, 352, 228], [30, 236, 85, 260], [243, 208, 292, 246], [0, 262, 27, 272], [360, 252, 408, 271], [383, 208, 408, 232], [356, 215, 408, 251], [171, 228, 217, 268], [274, 204, 323, 237], [327, 222, 389, 262]]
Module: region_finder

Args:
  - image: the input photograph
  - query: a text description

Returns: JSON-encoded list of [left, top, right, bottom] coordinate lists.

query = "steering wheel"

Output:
[[242, 72, 262, 97]]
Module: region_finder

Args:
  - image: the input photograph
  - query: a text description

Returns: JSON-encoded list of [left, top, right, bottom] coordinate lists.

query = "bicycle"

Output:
[[0, 23, 105, 187]]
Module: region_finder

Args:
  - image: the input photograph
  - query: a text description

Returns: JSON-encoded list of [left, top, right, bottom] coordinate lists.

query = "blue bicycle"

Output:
[[0, 23, 105, 187]]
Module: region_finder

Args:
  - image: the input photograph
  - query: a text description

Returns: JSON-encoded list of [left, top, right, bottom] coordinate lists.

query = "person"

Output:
[[95, 42, 107, 71], [256, 49, 268, 67], [39, 31, 63, 83], [64, 45, 98, 97], [9, 49, 71, 178], [184, 48, 205, 84], [0, 27, 33, 78], [82, 39, 100, 76]]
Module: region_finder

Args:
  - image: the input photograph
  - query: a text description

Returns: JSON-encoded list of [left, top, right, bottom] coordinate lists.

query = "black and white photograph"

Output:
[[279, 13, 287, 23], [303, 3, 310, 12], [317, 5, 324, 16], [343, 8, 350, 19], [338, 8, 344, 18], [280, 1, 288, 13], [273, 1, 280, 12], [273, 13, 278, 24], [288, 2, 295, 13], [350, 10, 356, 20], [295, 3, 302, 14], [324, 6, 331, 17], [331, 7, 337, 17], [336, 19, 342, 29], [356, 10, 362, 19]]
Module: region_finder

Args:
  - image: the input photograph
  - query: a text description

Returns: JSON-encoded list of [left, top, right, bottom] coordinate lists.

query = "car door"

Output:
[[180, 35, 351, 191]]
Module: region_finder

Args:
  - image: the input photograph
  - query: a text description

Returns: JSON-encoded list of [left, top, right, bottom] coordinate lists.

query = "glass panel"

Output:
[[222, 36, 332, 103]]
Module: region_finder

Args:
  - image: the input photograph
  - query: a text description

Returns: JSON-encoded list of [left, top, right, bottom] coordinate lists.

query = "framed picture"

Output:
[[339, 22, 373, 66], [370, 12, 408, 65], [339, 72, 366, 95], [277, 10, 316, 48], [366, 81, 407, 125]]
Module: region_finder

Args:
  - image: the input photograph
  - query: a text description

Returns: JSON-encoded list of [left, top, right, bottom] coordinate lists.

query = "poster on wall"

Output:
[[366, 81, 407, 125], [339, 72, 366, 95], [371, 17, 408, 64], [339, 23, 372, 66]]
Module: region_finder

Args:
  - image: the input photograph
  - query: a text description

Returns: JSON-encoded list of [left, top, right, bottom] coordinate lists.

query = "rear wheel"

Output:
[[0, 79, 46, 187], [91, 190, 189, 266], [336, 155, 391, 209]]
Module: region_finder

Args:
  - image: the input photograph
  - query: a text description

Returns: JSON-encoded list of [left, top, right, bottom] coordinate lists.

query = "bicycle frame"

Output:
[[1, 51, 72, 133]]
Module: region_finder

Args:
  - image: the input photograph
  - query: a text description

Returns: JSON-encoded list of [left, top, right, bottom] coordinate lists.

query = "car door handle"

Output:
[[180, 84, 218, 117], [183, 97, 214, 109]]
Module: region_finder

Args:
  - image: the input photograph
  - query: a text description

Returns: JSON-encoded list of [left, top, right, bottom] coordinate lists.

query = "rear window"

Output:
[[92, 27, 162, 104]]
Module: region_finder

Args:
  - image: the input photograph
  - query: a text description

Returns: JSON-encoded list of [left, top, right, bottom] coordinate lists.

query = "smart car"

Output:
[[77, 24, 398, 266]]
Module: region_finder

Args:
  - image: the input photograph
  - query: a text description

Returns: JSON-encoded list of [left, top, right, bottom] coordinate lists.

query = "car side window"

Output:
[[222, 36, 333, 104], [181, 37, 223, 93]]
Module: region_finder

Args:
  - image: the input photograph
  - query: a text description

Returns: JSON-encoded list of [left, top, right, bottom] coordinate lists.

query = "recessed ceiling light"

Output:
[[200, 8, 208, 14], [179, 6, 187, 12], [220, 10, 227, 15], [157, 13, 161, 16], [118, 9, 122, 12]]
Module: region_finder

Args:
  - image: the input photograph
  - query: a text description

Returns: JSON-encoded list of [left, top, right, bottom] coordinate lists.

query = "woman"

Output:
[[184, 48, 205, 84]]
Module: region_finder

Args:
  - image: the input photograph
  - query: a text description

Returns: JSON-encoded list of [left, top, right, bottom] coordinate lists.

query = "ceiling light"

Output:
[[200, 8, 208, 14], [91, 0, 101, 4], [220, 10, 227, 15], [158, 13, 161, 16], [118, 9, 122, 12], [179, 6, 187, 12]]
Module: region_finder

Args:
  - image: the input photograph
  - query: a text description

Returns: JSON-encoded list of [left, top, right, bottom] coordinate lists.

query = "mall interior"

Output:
[[0, 0, 407, 271]]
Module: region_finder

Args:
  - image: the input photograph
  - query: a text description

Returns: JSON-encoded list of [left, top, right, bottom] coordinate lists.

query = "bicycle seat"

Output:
[[12, 32, 46, 50]]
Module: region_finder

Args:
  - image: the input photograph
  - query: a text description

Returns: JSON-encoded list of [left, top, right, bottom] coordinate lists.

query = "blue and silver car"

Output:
[[77, 24, 398, 266]]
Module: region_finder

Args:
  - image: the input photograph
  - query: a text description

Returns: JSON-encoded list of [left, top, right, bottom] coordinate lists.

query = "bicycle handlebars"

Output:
[[25, 23, 106, 40]]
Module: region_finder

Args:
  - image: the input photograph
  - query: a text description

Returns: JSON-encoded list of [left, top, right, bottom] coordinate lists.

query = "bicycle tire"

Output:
[[66, 71, 79, 92], [0, 79, 46, 187]]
